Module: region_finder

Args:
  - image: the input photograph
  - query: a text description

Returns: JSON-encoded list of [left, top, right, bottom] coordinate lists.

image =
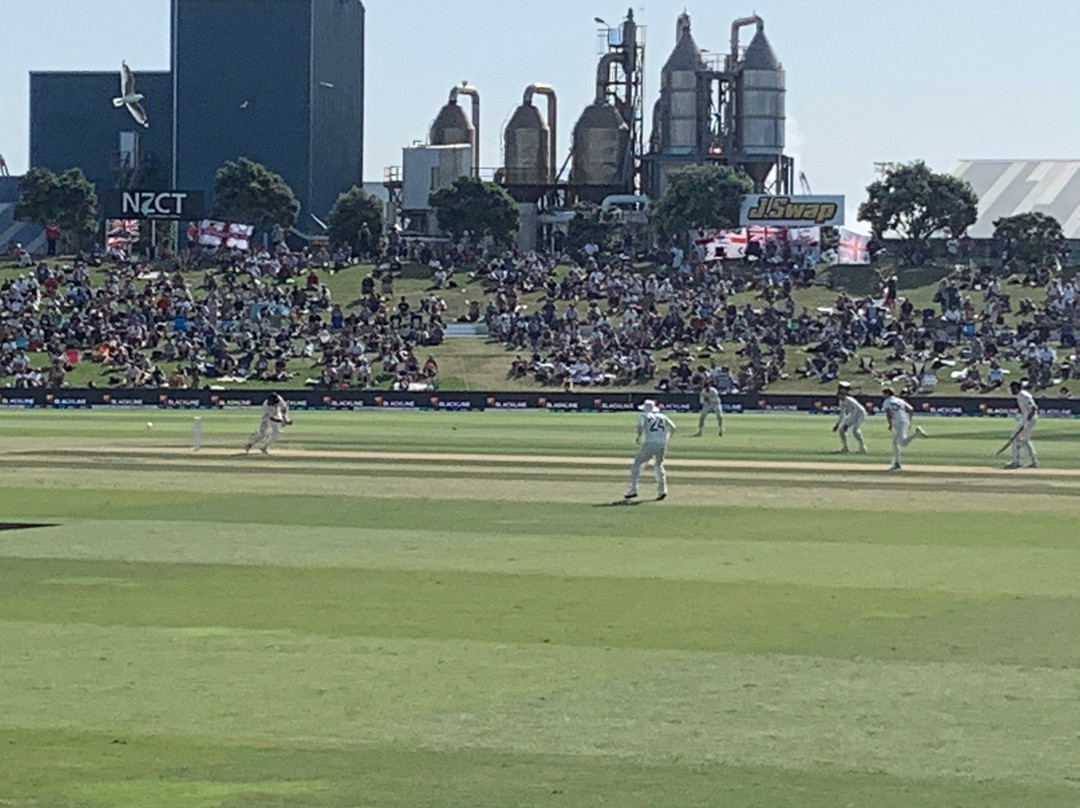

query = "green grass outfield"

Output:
[[0, 410, 1078, 807]]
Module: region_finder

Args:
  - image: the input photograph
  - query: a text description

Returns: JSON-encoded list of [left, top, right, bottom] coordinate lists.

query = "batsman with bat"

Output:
[[245, 393, 292, 454], [1002, 381, 1039, 469]]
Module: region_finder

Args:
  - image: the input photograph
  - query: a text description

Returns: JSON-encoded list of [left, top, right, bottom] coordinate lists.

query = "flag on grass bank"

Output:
[[836, 228, 871, 265], [693, 227, 748, 260], [105, 219, 139, 252], [197, 220, 254, 251]]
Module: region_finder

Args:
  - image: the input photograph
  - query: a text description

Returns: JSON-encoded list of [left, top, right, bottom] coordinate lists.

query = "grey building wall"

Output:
[[29, 71, 174, 197], [173, 0, 364, 227]]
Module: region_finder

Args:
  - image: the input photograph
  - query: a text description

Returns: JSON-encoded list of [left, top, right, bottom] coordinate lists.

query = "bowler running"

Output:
[[881, 387, 926, 470]]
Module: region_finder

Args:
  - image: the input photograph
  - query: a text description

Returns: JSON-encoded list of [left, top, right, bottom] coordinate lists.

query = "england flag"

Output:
[[197, 220, 255, 251], [693, 227, 748, 261], [836, 228, 871, 265]]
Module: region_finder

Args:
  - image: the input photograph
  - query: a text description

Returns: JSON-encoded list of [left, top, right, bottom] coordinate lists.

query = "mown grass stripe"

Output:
[[5, 727, 1078, 808], [21, 446, 1080, 477], [1, 622, 1076, 786], [5, 457, 1080, 502], [2, 488, 1078, 547], [0, 558, 1076, 666], [2, 520, 1076, 597]]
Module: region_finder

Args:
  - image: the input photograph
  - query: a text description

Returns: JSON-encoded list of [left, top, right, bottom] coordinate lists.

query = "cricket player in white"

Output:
[[245, 393, 291, 453], [1005, 381, 1039, 468], [625, 400, 676, 500], [881, 387, 926, 470], [833, 383, 867, 454], [693, 385, 724, 436]]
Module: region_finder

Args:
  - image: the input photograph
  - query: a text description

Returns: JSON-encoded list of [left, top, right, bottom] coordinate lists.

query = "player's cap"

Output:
[[1009, 380, 1022, 390], [640, 400, 658, 413], [881, 387, 894, 396], [837, 381, 851, 390]]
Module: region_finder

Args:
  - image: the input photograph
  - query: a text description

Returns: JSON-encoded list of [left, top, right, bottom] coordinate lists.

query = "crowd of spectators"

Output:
[[2, 237, 1078, 397], [477, 244, 1080, 397], [0, 243, 448, 392]]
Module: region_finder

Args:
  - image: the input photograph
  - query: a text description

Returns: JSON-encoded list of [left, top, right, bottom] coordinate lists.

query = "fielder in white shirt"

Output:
[[693, 385, 724, 437], [625, 400, 676, 501], [245, 393, 292, 454], [1005, 381, 1039, 469], [833, 384, 867, 454], [880, 387, 926, 470]]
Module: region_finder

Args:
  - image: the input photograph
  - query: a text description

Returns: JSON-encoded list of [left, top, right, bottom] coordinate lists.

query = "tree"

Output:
[[13, 167, 61, 228], [53, 169, 99, 250], [213, 157, 300, 228], [564, 201, 619, 254], [14, 167, 98, 250], [652, 164, 753, 242], [429, 176, 518, 246], [857, 161, 978, 265], [327, 186, 384, 255], [992, 212, 1065, 268]]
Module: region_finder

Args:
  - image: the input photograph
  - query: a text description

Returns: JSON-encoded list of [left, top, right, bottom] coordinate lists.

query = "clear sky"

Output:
[[2, 0, 1078, 228]]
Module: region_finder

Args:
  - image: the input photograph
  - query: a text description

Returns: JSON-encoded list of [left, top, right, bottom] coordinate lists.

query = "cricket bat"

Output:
[[995, 425, 1025, 456]]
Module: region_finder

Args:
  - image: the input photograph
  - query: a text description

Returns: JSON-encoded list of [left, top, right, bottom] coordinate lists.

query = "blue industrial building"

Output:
[[27, 0, 365, 228], [173, 0, 365, 225], [30, 71, 175, 195]]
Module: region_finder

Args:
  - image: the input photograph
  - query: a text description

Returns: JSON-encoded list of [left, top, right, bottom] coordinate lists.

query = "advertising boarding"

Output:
[[740, 194, 844, 227], [103, 189, 206, 220]]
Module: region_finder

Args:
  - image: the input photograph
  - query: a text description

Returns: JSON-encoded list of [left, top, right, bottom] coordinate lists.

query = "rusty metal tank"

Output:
[[429, 101, 473, 147], [504, 84, 555, 186]]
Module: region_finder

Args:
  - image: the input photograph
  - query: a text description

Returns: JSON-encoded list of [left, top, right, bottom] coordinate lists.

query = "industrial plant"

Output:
[[386, 7, 793, 248]]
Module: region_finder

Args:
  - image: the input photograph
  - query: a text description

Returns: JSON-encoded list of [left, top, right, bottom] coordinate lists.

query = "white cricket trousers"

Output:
[[891, 420, 919, 466], [1010, 417, 1037, 465], [698, 405, 723, 433], [246, 420, 282, 451], [839, 418, 866, 453], [628, 444, 667, 496]]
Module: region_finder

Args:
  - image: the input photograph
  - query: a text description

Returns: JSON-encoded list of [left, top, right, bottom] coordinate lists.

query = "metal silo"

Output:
[[571, 101, 629, 188], [640, 11, 708, 198], [571, 52, 632, 200], [504, 84, 555, 187], [429, 84, 480, 176], [569, 9, 643, 202], [658, 12, 706, 154], [736, 28, 785, 189]]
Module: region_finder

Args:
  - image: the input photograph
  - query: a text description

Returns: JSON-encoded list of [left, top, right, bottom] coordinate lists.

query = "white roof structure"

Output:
[[951, 160, 1080, 239]]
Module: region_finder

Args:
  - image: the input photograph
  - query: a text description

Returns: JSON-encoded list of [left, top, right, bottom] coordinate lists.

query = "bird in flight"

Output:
[[113, 61, 149, 128]]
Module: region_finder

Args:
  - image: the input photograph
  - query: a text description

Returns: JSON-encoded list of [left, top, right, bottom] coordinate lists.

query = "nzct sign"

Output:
[[740, 194, 844, 227], [104, 190, 205, 220]]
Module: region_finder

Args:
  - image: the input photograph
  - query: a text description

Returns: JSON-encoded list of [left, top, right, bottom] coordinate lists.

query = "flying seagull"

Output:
[[112, 61, 149, 128]]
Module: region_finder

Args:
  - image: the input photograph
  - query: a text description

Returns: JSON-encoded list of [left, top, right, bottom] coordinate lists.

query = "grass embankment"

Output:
[[1, 258, 1060, 393]]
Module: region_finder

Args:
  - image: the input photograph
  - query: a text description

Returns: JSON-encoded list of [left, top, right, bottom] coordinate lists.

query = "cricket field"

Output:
[[0, 409, 1077, 807]]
